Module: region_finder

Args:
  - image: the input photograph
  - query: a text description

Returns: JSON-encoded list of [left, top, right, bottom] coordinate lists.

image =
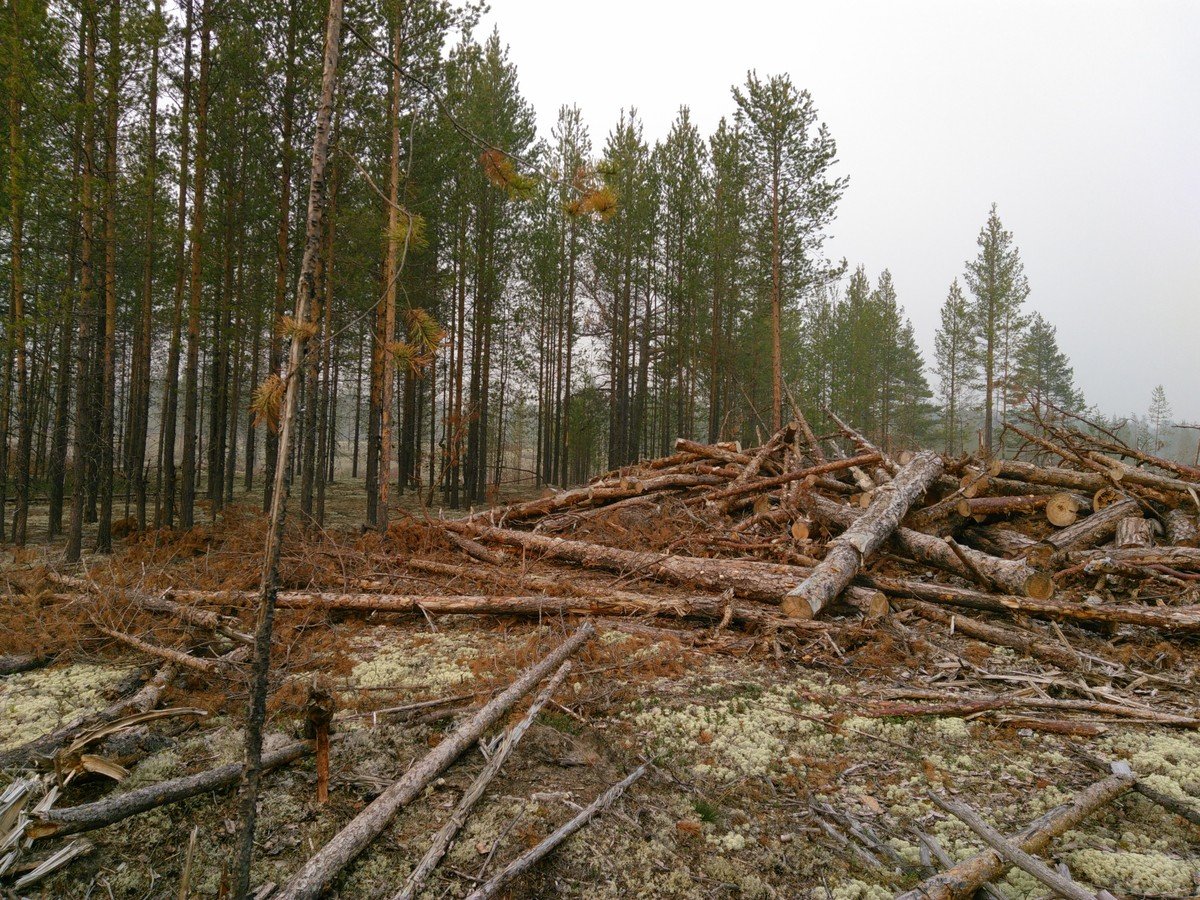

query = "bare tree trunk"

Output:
[[232, 2, 342, 892]]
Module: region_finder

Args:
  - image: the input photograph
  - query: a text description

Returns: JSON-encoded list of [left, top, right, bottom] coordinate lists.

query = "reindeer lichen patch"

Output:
[[0, 661, 130, 750], [629, 687, 801, 780], [1065, 848, 1197, 894], [1102, 730, 1200, 798], [351, 627, 482, 692]]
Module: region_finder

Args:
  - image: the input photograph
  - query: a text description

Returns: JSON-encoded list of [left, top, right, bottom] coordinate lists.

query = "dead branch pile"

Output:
[[4, 406, 1200, 895]]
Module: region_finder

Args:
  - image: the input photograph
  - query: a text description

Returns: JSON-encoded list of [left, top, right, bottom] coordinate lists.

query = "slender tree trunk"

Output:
[[94, 0, 121, 552], [6, 0, 30, 544], [65, 1, 98, 563], [178, 0, 210, 531], [264, 0, 299, 512], [157, 0, 192, 528], [233, 2, 342, 892]]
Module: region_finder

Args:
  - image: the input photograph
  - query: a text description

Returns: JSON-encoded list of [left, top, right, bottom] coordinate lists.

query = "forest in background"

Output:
[[1, 0, 1195, 553]]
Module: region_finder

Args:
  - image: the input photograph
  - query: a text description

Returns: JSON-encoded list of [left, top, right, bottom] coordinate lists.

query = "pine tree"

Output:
[[963, 203, 1028, 453], [1014, 312, 1081, 412], [934, 278, 977, 454], [732, 71, 846, 431], [1148, 384, 1172, 452]]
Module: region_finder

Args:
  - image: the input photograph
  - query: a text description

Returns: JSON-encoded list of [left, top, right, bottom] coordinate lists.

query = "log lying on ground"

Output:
[[800, 491, 1053, 599], [452, 521, 886, 611], [27, 737, 314, 839], [895, 772, 1135, 900], [1165, 509, 1199, 547], [465, 472, 727, 524], [864, 692, 1200, 727], [862, 575, 1200, 633], [890, 599, 1080, 670], [928, 792, 1102, 900], [782, 452, 944, 618], [1065, 546, 1200, 570], [1114, 516, 1154, 549], [394, 662, 575, 900], [273, 622, 596, 900], [689, 453, 882, 507], [0, 653, 54, 676], [462, 763, 650, 900]]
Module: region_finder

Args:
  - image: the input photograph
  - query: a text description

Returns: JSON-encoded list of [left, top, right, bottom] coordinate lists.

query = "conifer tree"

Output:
[[934, 278, 977, 454], [1014, 312, 1082, 412], [963, 203, 1028, 453], [1148, 384, 1172, 452]]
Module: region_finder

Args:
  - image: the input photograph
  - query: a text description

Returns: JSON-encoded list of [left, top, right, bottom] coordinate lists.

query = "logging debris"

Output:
[[2, 410, 1199, 896]]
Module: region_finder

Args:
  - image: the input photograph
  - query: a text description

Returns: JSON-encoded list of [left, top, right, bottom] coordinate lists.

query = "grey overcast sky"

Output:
[[477, 0, 1199, 422]]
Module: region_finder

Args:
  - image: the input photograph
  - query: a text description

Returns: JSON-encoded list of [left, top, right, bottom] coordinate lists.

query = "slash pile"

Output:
[[2, 408, 1199, 897]]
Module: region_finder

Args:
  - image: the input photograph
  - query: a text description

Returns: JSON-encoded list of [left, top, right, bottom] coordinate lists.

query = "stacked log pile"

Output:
[[4, 408, 1200, 895]]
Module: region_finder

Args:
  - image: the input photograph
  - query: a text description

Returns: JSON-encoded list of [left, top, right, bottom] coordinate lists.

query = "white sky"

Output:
[[478, 0, 1200, 422]]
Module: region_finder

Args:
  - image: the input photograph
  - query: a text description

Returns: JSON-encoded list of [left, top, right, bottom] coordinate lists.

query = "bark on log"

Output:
[[960, 526, 1037, 558], [462, 764, 649, 900], [1045, 499, 1141, 551], [273, 622, 595, 900], [894, 773, 1134, 900], [865, 692, 1200, 727], [988, 458, 1110, 493], [863, 575, 1200, 633], [1164, 509, 1199, 547], [1065, 546, 1200, 570], [467, 472, 725, 524], [0, 653, 54, 676], [689, 453, 882, 506], [393, 662, 574, 900], [27, 737, 313, 839], [799, 491, 1052, 599], [1114, 517, 1153, 549], [781, 452, 944, 619], [892, 599, 1080, 670]]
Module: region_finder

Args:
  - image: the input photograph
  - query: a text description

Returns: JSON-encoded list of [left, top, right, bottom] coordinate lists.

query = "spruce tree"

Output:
[[934, 278, 978, 453], [1014, 312, 1082, 412]]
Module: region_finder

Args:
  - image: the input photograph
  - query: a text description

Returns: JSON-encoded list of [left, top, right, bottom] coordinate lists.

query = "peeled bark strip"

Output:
[[394, 662, 574, 900], [274, 622, 595, 900], [864, 575, 1200, 633], [463, 763, 649, 900], [27, 738, 313, 839], [895, 773, 1134, 900], [782, 452, 944, 619], [800, 491, 1051, 599]]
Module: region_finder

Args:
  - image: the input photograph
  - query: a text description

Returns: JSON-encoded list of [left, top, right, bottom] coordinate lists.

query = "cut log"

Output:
[[688, 453, 882, 507], [894, 773, 1135, 900], [892, 599, 1080, 670], [956, 495, 1049, 519], [462, 764, 649, 900], [1164, 509, 1198, 547], [27, 738, 314, 839], [781, 452, 944, 619], [988, 458, 1109, 493], [863, 575, 1200, 633], [0, 654, 54, 676], [799, 491, 1051, 599], [1045, 499, 1141, 551], [1114, 516, 1153, 549], [1045, 492, 1081, 527], [393, 662, 575, 900], [273, 622, 596, 900]]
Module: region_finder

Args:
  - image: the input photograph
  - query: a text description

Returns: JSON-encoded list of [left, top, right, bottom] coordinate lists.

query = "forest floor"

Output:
[[2, 478, 1199, 899]]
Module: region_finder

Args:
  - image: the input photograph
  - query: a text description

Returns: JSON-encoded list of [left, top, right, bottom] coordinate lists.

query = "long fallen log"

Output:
[[688, 452, 883, 506], [462, 763, 649, 900], [394, 662, 575, 900], [452, 521, 885, 611], [895, 773, 1135, 900], [799, 491, 1053, 599], [1045, 498, 1141, 551], [465, 472, 726, 524], [891, 599, 1080, 670], [862, 575, 1200, 633], [864, 693, 1200, 728], [782, 452, 944, 618], [27, 737, 314, 839], [0, 653, 54, 676], [928, 792, 1099, 900], [273, 622, 596, 900]]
